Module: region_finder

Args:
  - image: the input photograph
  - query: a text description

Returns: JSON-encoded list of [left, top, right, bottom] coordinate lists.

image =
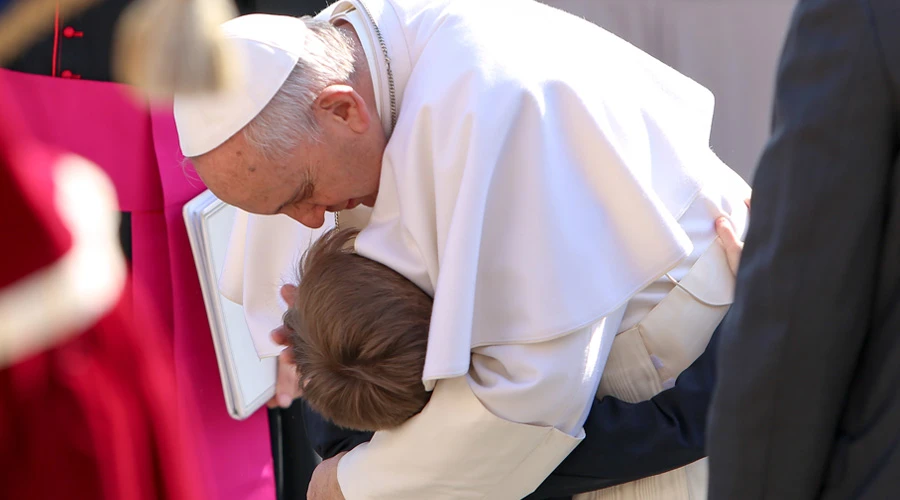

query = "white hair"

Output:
[[243, 17, 359, 161]]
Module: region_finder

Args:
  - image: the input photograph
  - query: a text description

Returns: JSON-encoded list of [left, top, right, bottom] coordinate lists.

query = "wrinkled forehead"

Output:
[[189, 137, 290, 213]]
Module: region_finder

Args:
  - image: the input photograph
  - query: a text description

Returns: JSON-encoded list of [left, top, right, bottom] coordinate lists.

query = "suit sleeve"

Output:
[[707, 0, 897, 497], [527, 324, 718, 499]]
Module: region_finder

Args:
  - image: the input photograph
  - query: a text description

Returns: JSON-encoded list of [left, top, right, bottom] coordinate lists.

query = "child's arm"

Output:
[[333, 316, 620, 500]]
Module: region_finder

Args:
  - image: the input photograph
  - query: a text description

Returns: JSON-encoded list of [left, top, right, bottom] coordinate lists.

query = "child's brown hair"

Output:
[[283, 228, 432, 431]]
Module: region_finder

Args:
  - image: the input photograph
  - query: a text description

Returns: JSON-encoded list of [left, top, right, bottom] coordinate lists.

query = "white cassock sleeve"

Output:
[[336, 308, 624, 500]]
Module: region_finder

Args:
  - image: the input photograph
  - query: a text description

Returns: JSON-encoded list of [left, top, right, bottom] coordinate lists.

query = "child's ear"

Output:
[[280, 284, 299, 304]]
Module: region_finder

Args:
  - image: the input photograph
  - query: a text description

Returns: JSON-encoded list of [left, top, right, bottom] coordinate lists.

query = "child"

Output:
[[282, 227, 433, 432]]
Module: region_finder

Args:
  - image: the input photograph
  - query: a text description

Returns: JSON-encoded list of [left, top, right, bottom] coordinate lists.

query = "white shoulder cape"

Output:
[[347, 0, 723, 388]]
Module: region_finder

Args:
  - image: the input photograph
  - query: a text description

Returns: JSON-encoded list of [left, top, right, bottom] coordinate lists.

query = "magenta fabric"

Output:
[[150, 107, 277, 500], [0, 69, 276, 500], [1, 71, 163, 212]]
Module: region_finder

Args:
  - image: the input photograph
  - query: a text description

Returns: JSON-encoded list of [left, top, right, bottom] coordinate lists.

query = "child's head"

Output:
[[283, 228, 432, 432]]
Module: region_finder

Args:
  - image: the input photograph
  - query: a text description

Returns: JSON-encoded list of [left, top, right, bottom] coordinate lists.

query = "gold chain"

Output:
[[356, 0, 398, 131]]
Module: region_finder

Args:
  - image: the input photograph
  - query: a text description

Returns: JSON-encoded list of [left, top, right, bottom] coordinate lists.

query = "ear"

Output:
[[315, 85, 371, 134], [280, 284, 298, 304]]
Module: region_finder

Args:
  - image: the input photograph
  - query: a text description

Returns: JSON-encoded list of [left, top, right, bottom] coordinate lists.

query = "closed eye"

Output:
[[275, 181, 315, 214]]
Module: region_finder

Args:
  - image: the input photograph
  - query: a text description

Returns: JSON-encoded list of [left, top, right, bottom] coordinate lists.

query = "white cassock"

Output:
[[173, 0, 751, 498]]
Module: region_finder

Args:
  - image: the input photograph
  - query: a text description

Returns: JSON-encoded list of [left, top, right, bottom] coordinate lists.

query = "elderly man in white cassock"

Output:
[[172, 0, 751, 498]]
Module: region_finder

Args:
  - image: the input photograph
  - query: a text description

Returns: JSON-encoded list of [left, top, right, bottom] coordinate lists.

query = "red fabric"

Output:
[[0, 75, 206, 499], [0, 69, 276, 500], [0, 79, 71, 288], [0, 283, 207, 500], [150, 100, 277, 500]]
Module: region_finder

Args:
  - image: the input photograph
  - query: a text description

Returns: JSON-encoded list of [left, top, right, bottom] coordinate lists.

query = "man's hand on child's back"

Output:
[[267, 284, 304, 409], [716, 198, 751, 276]]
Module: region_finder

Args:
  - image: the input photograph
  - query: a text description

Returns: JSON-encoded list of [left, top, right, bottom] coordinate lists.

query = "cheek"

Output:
[[340, 156, 380, 194]]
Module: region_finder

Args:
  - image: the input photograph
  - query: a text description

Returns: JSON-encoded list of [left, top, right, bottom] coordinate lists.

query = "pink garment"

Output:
[[1, 69, 275, 500]]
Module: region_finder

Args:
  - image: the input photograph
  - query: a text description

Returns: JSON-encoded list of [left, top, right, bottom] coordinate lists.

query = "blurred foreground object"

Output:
[[0, 0, 281, 491], [0, 1, 362, 498], [707, 0, 900, 497], [0, 74, 206, 500], [112, 0, 240, 99], [0, 0, 97, 65]]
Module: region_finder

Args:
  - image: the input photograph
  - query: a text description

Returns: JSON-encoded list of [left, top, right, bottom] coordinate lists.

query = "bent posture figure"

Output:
[[173, 0, 751, 498]]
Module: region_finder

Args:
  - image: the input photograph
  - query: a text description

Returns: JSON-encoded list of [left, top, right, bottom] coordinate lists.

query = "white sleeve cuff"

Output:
[[336, 376, 583, 500]]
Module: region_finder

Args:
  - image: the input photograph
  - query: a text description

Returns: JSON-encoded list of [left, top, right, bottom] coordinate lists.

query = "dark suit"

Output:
[[707, 0, 900, 498], [305, 324, 720, 499]]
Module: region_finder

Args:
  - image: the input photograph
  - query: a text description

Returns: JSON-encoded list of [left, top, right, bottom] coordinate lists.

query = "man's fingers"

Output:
[[716, 217, 739, 247], [278, 349, 301, 406], [267, 319, 302, 408], [268, 346, 302, 408], [268, 350, 289, 408], [715, 217, 744, 276]]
